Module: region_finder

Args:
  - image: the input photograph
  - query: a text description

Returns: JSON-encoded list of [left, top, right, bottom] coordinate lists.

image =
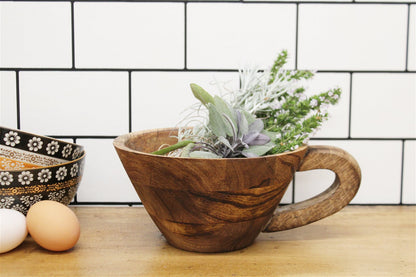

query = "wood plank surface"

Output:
[[1, 206, 415, 277]]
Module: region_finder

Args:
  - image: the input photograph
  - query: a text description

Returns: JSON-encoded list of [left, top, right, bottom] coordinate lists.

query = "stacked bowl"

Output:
[[0, 127, 85, 214]]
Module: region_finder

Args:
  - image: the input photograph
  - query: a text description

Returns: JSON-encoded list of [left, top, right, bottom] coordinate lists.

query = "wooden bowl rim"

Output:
[[113, 128, 308, 161]]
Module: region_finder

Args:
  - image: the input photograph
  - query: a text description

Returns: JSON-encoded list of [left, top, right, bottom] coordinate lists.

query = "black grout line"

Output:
[[2, 68, 415, 73], [405, 4, 411, 71], [292, 174, 296, 204], [0, 68, 240, 72], [348, 72, 353, 138], [70, 202, 143, 206], [51, 135, 118, 139], [7, 0, 416, 5], [295, 3, 299, 70], [15, 71, 21, 130], [184, 2, 188, 70], [71, 1, 76, 69], [128, 71, 132, 132], [399, 140, 405, 204]]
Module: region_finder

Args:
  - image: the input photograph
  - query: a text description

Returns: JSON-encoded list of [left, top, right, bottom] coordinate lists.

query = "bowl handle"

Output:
[[263, 145, 361, 232]]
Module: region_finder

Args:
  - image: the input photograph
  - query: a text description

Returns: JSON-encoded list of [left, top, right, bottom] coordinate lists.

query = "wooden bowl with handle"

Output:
[[114, 128, 361, 253], [0, 126, 85, 215]]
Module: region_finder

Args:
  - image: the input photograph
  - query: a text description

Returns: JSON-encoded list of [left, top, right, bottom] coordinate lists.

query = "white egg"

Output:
[[0, 208, 28, 254]]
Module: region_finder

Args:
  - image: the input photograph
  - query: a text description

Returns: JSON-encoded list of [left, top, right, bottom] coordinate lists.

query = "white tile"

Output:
[[75, 139, 139, 202], [351, 73, 416, 138], [280, 181, 293, 205], [0, 71, 17, 128], [298, 4, 408, 70], [74, 2, 184, 69], [19, 71, 129, 136], [187, 3, 296, 69], [304, 73, 350, 138], [131, 71, 239, 131], [295, 169, 335, 203], [402, 140, 416, 204], [0, 2, 71, 68], [408, 5, 416, 70], [296, 140, 403, 204]]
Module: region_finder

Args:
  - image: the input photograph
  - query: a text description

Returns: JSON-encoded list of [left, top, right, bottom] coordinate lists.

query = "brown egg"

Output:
[[26, 200, 80, 252]]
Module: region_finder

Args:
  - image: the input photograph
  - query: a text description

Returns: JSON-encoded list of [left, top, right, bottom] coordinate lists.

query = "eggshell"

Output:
[[0, 209, 28, 254], [26, 200, 80, 252]]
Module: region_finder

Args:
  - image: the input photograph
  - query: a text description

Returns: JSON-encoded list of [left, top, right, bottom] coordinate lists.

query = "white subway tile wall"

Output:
[[0, 72, 17, 128], [74, 2, 185, 69], [132, 72, 239, 130], [298, 4, 408, 70], [409, 5, 416, 70], [187, 3, 297, 69], [296, 140, 403, 204], [351, 73, 416, 138], [76, 139, 139, 203], [280, 182, 294, 204], [19, 71, 129, 136], [0, 2, 72, 68], [403, 141, 416, 204], [0, 1, 414, 205], [304, 73, 350, 138], [295, 169, 335, 203]]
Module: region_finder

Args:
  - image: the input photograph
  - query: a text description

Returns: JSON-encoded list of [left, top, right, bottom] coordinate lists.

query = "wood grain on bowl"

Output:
[[114, 128, 361, 253]]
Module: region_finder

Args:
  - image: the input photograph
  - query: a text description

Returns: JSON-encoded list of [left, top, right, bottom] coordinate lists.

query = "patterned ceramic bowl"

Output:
[[0, 127, 85, 214]]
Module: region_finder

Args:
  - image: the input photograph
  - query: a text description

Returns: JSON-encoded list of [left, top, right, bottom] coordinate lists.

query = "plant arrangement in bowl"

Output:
[[114, 50, 360, 253], [153, 50, 341, 158]]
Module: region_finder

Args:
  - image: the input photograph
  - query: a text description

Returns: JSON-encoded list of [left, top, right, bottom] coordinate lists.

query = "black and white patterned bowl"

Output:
[[0, 127, 85, 214]]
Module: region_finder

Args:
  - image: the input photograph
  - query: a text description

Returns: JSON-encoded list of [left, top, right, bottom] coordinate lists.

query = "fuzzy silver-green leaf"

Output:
[[190, 83, 214, 106], [207, 104, 232, 137], [242, 142, 275, 157]]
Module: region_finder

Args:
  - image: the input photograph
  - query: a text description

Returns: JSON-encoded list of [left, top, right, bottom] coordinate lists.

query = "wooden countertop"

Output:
[[1, 206, 415, 276]]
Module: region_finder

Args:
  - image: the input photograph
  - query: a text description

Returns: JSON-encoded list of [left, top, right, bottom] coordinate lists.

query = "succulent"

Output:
[[186, 84, 273, 158]]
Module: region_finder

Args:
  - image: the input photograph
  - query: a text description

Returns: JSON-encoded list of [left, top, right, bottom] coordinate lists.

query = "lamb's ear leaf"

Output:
[[248, 133, 271, 146], [241, 151, 259, 158], [248, 119, 264, 133], [242, 142, 275, 157], [237, 110, 249, 137], [190, 83, 214, 106], [189, 151, 221, 159], [241, 110, 256, 125], [180, 143, 195, 157], [207, 104, 231, 138], [218, 136, 233, 150], [213, 96, 237, 127], [262, 130, 280, 139]]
